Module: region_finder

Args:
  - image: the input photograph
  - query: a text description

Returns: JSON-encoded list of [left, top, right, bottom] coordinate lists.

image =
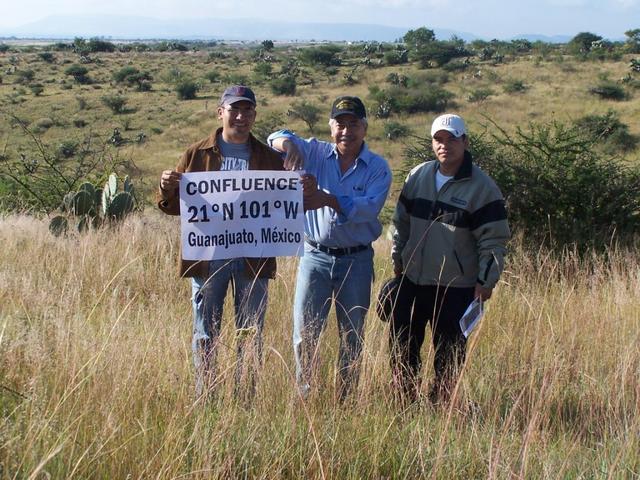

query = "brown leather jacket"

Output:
[[157, 128, 284, 279]]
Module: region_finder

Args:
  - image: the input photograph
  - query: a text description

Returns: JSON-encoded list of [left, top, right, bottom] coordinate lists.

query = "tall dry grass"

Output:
[[1, 213, 638, 479]]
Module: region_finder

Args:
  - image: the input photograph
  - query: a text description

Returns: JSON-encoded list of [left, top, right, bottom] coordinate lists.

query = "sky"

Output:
[[1, 0, 638, 39]]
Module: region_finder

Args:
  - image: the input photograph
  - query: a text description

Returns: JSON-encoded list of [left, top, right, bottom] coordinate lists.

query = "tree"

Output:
[[624, 29, 640, 53], [287, 100, 321, 133], [568, 32, 602, 54], [65, 64, 91, 84], [298, 45, 342, 67], [175, 80, 199, 100], [403, 27, 436, 49], [101, 94, 129, 114], [261, 40, 275, 51]]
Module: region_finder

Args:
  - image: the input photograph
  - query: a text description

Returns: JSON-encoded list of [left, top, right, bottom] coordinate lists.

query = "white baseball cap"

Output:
[[431, 114, 466, 138]]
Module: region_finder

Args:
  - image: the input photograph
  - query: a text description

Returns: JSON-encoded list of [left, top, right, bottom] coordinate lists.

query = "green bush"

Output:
[[175, 80, 199, 100], [204, 70, 220, 83], [467, 88, 494, 103], [15, 69, 35, 85], [0, 114, 134, 213], [38, 52, 55, 63], [441, 58, 472, 72], [468, 121, 640, 252], [503, 79, 528, 93], [253, 112, 285, 143], [384, 50, 408, 65], [65, 64, 91, 84], [287, 100, 321, 133], [270, 75, 296, 96], [298, 45, 342, 67], [386, 72, 408, 87], [589, 82, 627, 101], [383, 121, 412, 141], [369, 84, 454, 116], [29, 84, 44, 96], [113, 66, 152, 91], [101, 94, 128, 114], [574, 110, 637, 152]]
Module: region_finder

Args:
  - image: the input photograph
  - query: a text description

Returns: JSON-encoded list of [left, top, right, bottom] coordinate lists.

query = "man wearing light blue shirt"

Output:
[[268, 96, 392, 400]]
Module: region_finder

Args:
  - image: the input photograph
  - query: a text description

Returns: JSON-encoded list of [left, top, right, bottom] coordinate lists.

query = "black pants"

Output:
[[389, 277, 475, 402]]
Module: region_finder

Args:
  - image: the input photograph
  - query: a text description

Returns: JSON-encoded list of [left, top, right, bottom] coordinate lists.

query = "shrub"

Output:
[[441, 58, 471, 72], [204, 71, 220, 83], [34, 118, 54, 130], [175, 80, 199, 100], [57, 141, 78, 158], [503, 79, 528, 93], [298, 45, 342, 67], [472, 121, 640, 252], [101, 94, 128, 114], [0, 113, 134, 213], [0, 44, 10, 53], [383, 121, 412, 140], [589, 82, 627, 101], [113, 66, 152, 91], [467, 88, 494, 103], [386, 72, 409, 87], [38, 52, 56, 63], [574, 110, 638, 152], [384, 49, 408, 65], [15, 69, 35, 85], [369, 85, 454, 116], [253, 112, 285, 143], [270, 75, 296, 96], [253, 62, 273, 78], [287, 100, 321, 133], [65, 64, 91, 84], [29, 84, 44, 96]]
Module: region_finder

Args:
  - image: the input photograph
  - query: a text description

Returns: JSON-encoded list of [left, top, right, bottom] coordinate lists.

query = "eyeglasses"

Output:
[[223, 106, 256, 116]]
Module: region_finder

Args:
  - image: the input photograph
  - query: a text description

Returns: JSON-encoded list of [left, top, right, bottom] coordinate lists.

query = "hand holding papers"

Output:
[[459, 298, 484, 338]]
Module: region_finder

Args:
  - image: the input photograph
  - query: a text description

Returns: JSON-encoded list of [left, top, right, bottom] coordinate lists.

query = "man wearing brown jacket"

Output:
[[157, 85, 284, 399]]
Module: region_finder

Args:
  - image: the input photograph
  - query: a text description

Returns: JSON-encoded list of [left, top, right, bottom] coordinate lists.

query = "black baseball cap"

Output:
[[219, 85, 256, 106], [330, 96, 366, 119]]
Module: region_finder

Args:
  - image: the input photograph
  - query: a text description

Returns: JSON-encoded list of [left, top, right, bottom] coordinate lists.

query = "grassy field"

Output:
[[0, 213, 638, 479], [1, 43, 639, 204], [1, 39, 639, 478]]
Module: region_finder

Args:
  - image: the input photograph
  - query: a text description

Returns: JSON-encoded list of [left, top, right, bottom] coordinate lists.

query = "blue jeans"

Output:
[[191, 258, 269, 398], [293, 245, 374, 400]]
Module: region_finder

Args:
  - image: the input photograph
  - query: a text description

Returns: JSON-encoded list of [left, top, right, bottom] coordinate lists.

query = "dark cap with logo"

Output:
[[330, 96, 367, 119], [219, 85, 256, 106]]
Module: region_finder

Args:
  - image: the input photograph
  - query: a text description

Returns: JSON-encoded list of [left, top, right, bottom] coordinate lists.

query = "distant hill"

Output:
[[0, 15, 539, 43]]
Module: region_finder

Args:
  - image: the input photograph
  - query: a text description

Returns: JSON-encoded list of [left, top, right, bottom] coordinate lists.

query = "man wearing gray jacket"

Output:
[[390, 113, 510, 404]]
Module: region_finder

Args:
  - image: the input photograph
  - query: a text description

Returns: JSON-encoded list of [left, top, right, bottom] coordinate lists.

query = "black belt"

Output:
[[305, 237, 370, 256]]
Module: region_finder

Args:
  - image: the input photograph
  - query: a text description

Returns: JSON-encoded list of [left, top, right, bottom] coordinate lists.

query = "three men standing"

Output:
[[390, 114, 510, 404], [269, 96, 392, 400]]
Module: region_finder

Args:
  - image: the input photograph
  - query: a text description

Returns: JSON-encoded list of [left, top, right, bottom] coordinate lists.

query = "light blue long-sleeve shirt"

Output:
[[268, 129, 392, 248]]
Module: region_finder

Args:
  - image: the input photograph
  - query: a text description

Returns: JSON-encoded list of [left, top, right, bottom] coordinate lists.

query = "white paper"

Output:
[[179, 170, 305, 260], [459, 298, 484, 338]]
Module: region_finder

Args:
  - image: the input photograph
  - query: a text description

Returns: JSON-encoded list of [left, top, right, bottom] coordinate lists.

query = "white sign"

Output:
[[179, 170, 304, 260]]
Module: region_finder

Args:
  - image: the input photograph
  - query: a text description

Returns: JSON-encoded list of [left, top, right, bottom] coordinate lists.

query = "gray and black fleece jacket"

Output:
[[391, 151, 510, 290]]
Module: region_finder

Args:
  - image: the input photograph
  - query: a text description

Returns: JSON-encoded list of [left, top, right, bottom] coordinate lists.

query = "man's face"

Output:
[[432, 130, 468, 173], [330, 113, 367, 155], [217, 100, 256, 139]]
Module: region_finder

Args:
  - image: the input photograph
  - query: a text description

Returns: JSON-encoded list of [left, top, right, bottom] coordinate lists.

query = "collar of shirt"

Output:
[[327, 142, 372, 167]]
